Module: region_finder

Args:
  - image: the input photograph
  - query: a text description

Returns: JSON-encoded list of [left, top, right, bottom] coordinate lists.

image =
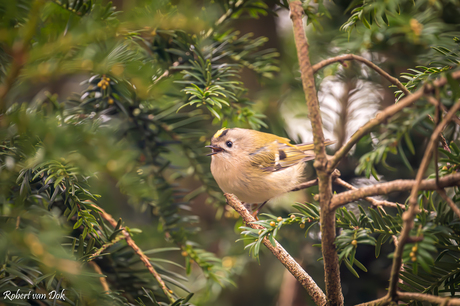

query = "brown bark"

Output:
[[225, 193, 327, 305], [387, 100, 460, 300], [331, 173, 460, 209], [289, 2, 343, 304], [91, 204, 176, 303]]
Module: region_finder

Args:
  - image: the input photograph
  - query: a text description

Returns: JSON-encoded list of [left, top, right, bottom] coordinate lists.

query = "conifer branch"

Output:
[[90, 204, 176, 303], [387, 99, 460, 300], [312, 54, 410, 96], [87, 234, 125, 262]]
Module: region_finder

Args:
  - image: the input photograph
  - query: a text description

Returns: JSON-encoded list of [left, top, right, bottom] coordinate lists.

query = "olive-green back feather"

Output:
[[249, 139, 335, 172]]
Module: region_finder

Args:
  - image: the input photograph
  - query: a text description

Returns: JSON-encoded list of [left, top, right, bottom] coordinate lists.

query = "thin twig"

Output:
[[289, 2, 343, 304], [392, 236, 399, 248], [312, 54, 410, 96], [90, 204, 176, 303], [331, 172, 460, 209], [355, 291, 460, 306], [435, 101, 440, 186], [387, 99, 460, 300], [204, 0, 244, 39], [355, 295, 390, 306], [397, 291, 460, 305], [87, 234, 125, 261], [334, 178, 406, 210], [290, 170, 341, 192], [437, 189, 460, 219], [88, 261, 110, 293], [225, 193, 327, 306], [328, 70, 460, 173], [427, 96, 452, 152], [427, 96, 460, 127], [289, 178, 318, 192]]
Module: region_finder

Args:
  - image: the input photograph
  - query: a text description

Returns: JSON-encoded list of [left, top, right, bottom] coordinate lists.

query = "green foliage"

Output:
[[0, 0, 282, 304], [2, 0, 460, 304]]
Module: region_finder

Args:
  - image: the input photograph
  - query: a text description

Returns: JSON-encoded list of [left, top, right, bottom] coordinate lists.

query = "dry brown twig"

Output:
[[437, 189, 460, 219], [387, 99, 460, 300], [312, 54, 410, 96], [334, 178, 405, 210], [426, 96, 453, 152], [356, 291, 460, 306], [427, 96, 460, 127], [225, 193, 327, 306], [90, 204, 176, 303]]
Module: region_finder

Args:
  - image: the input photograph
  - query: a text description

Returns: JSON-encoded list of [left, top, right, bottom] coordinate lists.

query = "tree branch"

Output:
[[225, 193, 327, 306], [437, 189, 460, 219], [87, 234, 125, 262], [356, 291, 460, 306], [397, 291, 460, 305], [312, 54, 410, 96], [427, 95, 460, 127], [387, 99, 460, 300], [289, 170, 340, 192], [355, 295, 390, 306], [426, 96, 452, 152], [91, 204, 176, 303], [328, 70, 460, 173], [289, 2, 342, 304], [333, 178, 406, 210], [290, 178, 318, 192], [331, 172, 460, 209], [88, 261, 110, 293]]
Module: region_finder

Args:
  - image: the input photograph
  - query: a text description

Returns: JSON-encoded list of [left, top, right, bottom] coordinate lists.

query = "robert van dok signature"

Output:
[[3, 289, 66, 301]]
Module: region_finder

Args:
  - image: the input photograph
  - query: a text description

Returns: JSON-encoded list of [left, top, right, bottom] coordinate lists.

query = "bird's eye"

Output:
[[226, 141, 233, 148]]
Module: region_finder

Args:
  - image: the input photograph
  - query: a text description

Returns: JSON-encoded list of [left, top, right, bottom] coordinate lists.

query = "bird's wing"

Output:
[[248, 139, 335, 172]]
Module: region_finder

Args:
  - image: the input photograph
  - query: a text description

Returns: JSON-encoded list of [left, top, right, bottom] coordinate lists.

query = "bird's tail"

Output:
[[294, 139, 336, 151]]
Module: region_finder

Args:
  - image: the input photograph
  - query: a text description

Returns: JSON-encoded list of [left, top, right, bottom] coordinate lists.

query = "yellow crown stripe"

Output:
[[213, 128, 228, 138]]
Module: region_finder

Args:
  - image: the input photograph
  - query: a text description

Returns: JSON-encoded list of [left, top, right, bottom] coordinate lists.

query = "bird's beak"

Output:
[[205, 145, 224, 156]]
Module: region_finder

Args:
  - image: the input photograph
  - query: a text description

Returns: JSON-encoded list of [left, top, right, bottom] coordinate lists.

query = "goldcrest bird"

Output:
[[206, 128, 334, 214]]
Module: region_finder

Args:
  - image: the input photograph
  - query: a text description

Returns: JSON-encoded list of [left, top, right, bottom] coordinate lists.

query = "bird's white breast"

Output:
[[210, 154, 304, 204]]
